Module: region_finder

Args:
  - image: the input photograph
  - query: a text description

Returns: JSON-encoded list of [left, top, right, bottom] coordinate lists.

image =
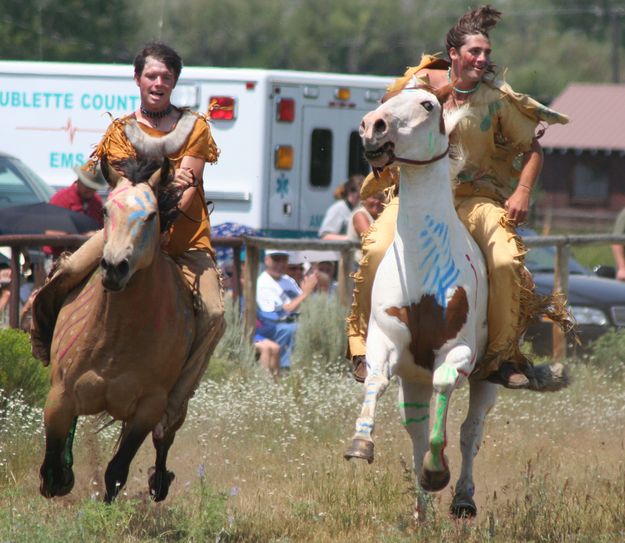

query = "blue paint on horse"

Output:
[[418, 215, 460, 309]]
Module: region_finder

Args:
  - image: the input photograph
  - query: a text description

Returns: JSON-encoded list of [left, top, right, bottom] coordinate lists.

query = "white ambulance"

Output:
[[0, 61, 391, 236]]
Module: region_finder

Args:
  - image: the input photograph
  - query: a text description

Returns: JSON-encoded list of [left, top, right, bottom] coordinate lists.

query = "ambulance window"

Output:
[[348, 131, 370, 177], [310, 129, 333, 187]]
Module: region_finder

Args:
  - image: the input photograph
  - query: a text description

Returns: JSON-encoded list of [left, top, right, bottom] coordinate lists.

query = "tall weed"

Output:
[[292, 293, 348, 374], [587, 328, 625, 378], [209, 294, 259, 381]]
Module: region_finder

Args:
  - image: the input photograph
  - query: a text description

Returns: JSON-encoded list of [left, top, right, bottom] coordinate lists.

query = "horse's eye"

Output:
[[102, 208, 109, 219], [421, 101, 434, 112], [145, 211, 157, 222]]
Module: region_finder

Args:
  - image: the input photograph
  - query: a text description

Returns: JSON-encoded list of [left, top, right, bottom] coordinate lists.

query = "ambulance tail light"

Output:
[[274, 145, 293, 170], [335, 87, 351, 101], [276, 98, 295, 122], [209, 96, 236, 120]]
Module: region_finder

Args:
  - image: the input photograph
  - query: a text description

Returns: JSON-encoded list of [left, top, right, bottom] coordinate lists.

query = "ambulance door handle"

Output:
[[283, 203, 292, 216]]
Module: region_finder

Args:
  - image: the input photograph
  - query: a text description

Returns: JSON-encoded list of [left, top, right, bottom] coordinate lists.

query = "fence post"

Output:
[[243, 244, 260, 337], [552, 243, 570, 360], [8, 247, 21, 329]]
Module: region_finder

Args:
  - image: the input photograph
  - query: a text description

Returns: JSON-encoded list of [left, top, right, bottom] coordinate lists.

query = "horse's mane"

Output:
[[110, 157, 182, 233]]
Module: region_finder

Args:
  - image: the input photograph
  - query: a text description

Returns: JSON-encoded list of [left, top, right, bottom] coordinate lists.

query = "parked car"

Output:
[[0, 152, 55, 318], [522, 229, 625, 355], [0, 151, 54, 209]]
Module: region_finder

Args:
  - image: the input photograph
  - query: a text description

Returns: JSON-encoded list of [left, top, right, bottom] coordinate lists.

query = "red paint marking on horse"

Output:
[[53, 282, 98, 352], [57, 314, 90, 364], [110, 186, 129, 198], [465, 254, 479, 305]]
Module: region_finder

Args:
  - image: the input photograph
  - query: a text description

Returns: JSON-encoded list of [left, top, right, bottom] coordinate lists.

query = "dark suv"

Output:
[[523, 231, 625, 355]]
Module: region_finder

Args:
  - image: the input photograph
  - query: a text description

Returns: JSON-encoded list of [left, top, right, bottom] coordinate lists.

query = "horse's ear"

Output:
[[100, 155, 121, 188], [432, 83, 453, 105], [161, 158, 172, 186], [146, 158, 170, 190]]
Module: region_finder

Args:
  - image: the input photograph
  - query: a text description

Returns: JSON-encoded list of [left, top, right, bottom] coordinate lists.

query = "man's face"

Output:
[[265, 254, 288, 278], [76, 181, 97, 201], [135, 56, 176, 112], [316, 261, 335, 277]]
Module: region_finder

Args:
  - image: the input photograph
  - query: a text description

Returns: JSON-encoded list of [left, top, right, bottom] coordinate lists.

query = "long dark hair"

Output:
[[445, 5, 502, 56]]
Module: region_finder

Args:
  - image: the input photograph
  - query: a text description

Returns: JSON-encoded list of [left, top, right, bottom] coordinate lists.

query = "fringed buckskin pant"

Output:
[[31, 231, 225, 433], [346, 193, 563, 377]]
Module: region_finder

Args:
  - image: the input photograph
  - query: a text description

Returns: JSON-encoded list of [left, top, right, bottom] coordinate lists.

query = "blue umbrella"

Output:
[[211, 222, 262, 266]]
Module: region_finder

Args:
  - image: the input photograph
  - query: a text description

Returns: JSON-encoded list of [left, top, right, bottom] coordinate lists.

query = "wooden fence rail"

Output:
[[2, 233, 625, 359]]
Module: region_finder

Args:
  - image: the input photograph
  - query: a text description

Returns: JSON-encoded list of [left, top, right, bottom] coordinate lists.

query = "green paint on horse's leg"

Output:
[[62, 417, 78, 470], [399, 401, 430, 426], [427, 392, 448, 471]]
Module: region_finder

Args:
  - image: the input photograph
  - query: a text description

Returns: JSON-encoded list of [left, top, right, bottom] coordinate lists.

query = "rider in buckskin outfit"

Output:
[[346, 5, 572, 389], [31, 42, 225, 438]]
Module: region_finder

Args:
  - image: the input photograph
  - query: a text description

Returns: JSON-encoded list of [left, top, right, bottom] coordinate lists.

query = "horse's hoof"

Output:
[[39, 465, 74, 498], [418, 466, 450, 492], [148, 466, 175, 502], [344, 439, 374, 464], [55, 469, 75, 497], [450, 494, 477, 518]]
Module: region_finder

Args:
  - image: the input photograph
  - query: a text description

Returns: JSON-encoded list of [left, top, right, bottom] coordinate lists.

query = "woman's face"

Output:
[[363, 194, 384, 219], [449, 34, 492, 84]]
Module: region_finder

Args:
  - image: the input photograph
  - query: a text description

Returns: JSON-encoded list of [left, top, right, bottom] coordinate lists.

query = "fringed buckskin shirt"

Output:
[[90, 110, 219, 257]]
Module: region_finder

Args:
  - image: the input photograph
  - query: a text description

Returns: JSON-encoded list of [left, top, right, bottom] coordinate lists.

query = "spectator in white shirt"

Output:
[[256, 250, 317, 369]]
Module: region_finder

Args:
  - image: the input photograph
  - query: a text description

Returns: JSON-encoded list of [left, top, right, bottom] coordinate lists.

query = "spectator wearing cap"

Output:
[[256, 249, 318, 369], [49, 163, 108, 230]]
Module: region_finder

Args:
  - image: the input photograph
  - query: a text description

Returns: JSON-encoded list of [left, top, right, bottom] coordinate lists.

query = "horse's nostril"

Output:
[[374, 119, 387, 135], [100, 258, 109, 271], [117, 259, 129, 278]]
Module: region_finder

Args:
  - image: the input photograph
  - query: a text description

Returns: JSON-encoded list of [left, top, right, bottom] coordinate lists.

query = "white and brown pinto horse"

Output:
[[344, 84, 565, 520], [38, 157, 195, 503]]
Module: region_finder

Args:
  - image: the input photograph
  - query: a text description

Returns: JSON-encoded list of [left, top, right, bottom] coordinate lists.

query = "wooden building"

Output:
[[537, 83, 625, 232]]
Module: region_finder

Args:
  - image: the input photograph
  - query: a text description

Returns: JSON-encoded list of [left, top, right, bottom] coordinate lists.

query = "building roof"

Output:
[[540, 83, 625, 152]]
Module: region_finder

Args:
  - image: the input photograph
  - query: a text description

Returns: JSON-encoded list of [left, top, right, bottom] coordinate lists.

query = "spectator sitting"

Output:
[[50, 163, 107, 230], [318, 175, 364, 240], [286, 252, 308, 287], [221, 259, 281, 378], [45, 163, 107, 259], [346, 190, 385, 263], [311, 260, 338, 295], [256, 249, 318, 370]]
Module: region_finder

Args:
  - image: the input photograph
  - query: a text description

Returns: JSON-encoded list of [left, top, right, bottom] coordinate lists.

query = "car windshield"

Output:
[[521, 229, 589, 275], [0, 156, 53, 209]]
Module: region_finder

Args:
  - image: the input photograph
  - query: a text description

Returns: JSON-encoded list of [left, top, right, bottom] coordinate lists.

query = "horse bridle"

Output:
[[372, 144, 450, 179]]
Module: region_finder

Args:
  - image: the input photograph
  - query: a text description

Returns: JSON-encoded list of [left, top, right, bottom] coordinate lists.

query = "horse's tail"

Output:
[[528, 362, 570, 392]]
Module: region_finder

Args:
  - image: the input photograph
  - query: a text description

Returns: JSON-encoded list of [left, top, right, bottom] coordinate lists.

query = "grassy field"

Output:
[[2, 353, 625, 542]]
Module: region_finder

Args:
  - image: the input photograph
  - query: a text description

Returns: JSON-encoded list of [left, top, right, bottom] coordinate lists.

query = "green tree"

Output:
[[0, 0, 138, 62]]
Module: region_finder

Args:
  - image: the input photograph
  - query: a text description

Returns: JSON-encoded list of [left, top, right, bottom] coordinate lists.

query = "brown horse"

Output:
[[38, 157, 196, 502]]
